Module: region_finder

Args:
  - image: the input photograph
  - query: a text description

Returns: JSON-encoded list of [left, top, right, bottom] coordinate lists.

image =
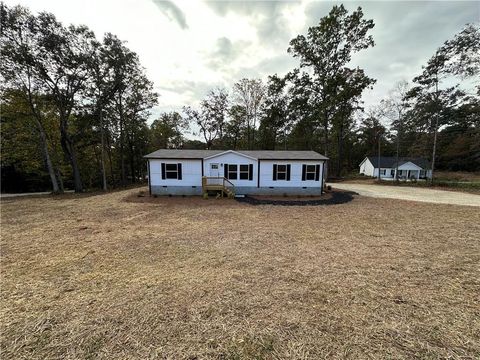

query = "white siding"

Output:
[[149, 159, 202, 186], [260, 160, 324, 188], [203, 152, 257, 187], [360, 158, 375, 176], [373, 167, 394, 178], [397, 162, 422, 171]]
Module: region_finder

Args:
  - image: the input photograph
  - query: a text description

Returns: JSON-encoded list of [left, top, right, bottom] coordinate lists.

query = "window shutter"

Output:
[[249, 164, 253, 180], [224, 163, 228, 178], [273, 164, 277, 181], [286, 164, 291, 181], [315, 164, 320, 181], [177, 163, 182, 180], [161, 163, 166, 180], [301, 164, 306, 181]]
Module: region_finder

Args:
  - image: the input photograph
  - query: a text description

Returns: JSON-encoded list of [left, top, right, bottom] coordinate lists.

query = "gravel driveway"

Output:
[[329, 183, 480, 207]]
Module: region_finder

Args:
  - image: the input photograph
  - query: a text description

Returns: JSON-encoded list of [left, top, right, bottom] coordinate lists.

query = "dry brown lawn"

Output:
[[1, 188, 479, 359]]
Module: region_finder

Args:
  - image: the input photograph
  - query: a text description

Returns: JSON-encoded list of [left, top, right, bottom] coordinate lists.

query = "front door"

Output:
[[210, 163, 220, 177]]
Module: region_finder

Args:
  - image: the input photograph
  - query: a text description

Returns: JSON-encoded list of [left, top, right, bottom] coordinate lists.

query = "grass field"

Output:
[[1, 188, 479, 359]]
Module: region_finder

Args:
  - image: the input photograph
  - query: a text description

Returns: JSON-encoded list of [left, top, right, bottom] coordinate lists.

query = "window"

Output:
[[381, 169, 386, 175], [391, 169, 395, 177], [302, 164, 320, 181], [166, 164, 178, 179], [211, 164, 218, 170], [161, 163, 182, 180], [273, 164, 291, 181], [277, 165, 287, 180], [228, 164, 237, 180], [305, 165, 316, 180], [239, 165, 249, 180]]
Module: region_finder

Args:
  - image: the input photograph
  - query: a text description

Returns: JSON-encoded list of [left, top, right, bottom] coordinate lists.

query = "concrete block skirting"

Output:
[[151, 185, 202, 196], [151, 185, 322, 196], [235, 186, 322, 196]]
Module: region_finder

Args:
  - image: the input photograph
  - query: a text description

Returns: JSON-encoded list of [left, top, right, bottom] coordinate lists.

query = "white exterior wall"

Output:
[[260, 160, 324, 188], [149, 159, 202, 186], [373, 168, 394, 178], [203, 152, 257, 187], [360, 158, 375, 176], [397, 162, 422, 172]]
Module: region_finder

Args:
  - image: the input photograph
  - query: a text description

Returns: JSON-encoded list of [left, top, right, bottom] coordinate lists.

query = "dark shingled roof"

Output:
[[365, 156, 430, 169], [144, 149, 328, 160]]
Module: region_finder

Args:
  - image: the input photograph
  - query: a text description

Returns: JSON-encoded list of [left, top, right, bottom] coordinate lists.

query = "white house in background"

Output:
[[144, 149, 328, 196], [359, 156, 432, 180]]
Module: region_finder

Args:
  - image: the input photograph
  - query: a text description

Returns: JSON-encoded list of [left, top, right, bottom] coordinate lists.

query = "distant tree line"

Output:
[[1, 4, 479, 192]]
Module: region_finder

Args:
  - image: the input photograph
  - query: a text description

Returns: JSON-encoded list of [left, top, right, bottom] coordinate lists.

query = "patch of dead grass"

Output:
[[1, 188, 479, 359]]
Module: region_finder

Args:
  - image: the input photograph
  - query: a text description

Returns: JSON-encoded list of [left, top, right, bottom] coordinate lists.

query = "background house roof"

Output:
[[366, 156, 430, 169], [145, 149, 328, 160]]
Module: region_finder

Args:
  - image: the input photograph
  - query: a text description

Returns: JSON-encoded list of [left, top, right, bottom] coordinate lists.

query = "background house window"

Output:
[[381, 169, 386, 175], [228, 164, 237, 180]]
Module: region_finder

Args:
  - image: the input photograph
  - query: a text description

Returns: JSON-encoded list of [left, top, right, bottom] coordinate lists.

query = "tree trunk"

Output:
[[103, 130, 115, 186], [99, 108, 107, 191], [25, 87, 61, 193], [336, 123, 344, 178], [377, 132, 382, 181], [129, 140, 136, 184], [431, 116, 439, 185], [395, 121, 401, 181], [56, 168, 64, 192], [323, 119, 329, 181], [35, 118, 60, 193], [119, 97, 126, 186], [430, 80, 440, 185], [59, 117, 83, 192]]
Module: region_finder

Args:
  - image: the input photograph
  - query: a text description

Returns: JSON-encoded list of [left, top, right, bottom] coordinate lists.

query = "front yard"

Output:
[[1, 188, 479, 359]]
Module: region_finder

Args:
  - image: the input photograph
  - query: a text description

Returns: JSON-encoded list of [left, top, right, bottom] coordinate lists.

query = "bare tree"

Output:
[[382, 80, 410, 180], [184, 88, 229, 149], [232, 79, 265, 149]]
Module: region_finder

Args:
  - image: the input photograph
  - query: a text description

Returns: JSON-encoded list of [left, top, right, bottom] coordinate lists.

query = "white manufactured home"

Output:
[[359, 156, 432, 180], [145, 149, 328, 196]]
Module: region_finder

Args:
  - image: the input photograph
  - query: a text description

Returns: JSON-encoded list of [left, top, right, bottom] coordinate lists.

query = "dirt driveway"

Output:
[[329, 182, 480, 207]]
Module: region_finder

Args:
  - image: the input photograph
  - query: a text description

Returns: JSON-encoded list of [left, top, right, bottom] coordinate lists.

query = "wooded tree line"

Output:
[[1, 4, 479, 192], [161, 7, 479, 181], [1, 4, 157, 192]]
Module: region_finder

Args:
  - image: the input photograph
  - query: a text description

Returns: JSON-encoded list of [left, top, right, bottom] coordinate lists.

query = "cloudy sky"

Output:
[[5, 0, 480, 122]]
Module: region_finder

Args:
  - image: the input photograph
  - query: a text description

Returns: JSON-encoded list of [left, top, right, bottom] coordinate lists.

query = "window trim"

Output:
[[162, 162, 182, 180], [239, 164, 249, 180], [273, 164, 291, 181], [305, 164, 316, 181], [276, 164, 287, 180], [227, 164, 238, 180]]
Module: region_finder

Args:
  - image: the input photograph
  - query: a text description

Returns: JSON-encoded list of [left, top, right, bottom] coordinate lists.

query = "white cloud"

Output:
[[4, 0, 479, 121]]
